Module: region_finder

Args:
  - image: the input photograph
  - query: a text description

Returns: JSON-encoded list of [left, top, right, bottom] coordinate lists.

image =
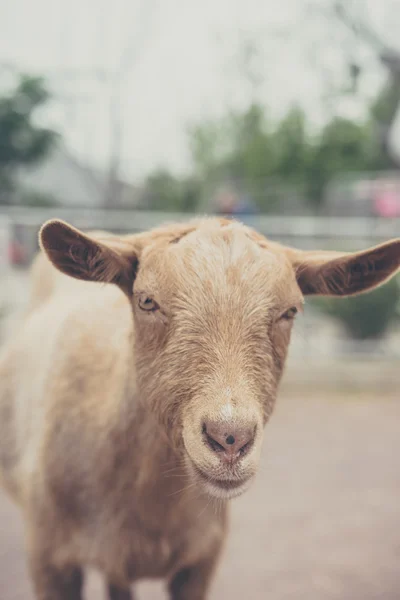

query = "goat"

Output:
[[0, 217, 399, 600]]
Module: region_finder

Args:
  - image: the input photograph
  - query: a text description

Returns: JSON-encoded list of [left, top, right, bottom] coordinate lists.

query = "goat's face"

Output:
[[40, 218, 400, 500], [132, 221, 301, 498]]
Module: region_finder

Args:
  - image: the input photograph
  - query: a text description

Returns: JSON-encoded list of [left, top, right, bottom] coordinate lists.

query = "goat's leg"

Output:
[[108, 582, 134, 600], [29, 557, 83, 600], [168, 554, 220, 600]]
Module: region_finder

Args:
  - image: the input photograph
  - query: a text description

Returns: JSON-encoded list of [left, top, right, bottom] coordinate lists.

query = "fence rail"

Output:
[[1, 206, 399, 242]]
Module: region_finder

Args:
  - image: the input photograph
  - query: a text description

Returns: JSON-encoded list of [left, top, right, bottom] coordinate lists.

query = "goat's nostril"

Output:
[[204, 431, 225, 453], [239, 440, 252, 456], [202, 420, 256, 462]]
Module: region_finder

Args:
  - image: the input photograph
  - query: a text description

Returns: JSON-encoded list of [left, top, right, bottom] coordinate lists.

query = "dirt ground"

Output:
[[0, 391, 399, 600]]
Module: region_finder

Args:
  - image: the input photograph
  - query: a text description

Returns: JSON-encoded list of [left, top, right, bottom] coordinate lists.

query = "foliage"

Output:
[[143, 169, 201, 212], [306, 117, 379, 205], [188, 104, 276, 209], [313, 277, 400, 340], [0, 74, 57, 203], [19, 189, 60, 207], [145, 98, 390, 213]]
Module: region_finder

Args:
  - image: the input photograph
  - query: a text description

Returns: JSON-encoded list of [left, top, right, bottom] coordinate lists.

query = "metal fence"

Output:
[[0, 208, 399, 361], [1, 206, 400, 260]]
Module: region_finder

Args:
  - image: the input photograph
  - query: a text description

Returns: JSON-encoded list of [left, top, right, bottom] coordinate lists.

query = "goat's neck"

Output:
[[112, 384, 188, 497], [102, 383, 224, 526]]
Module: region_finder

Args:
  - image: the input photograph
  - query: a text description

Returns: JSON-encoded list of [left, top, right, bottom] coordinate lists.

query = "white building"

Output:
[[15, 143, 144, 208]]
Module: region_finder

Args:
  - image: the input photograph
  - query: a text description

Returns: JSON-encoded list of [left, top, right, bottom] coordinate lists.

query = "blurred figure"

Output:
[[214, 188, 258, 222], [233, 193, 258, 223], [214, 188, 238, 216]]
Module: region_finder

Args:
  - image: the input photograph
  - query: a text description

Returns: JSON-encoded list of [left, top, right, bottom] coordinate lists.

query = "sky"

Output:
[[0, 0, 399, 183]]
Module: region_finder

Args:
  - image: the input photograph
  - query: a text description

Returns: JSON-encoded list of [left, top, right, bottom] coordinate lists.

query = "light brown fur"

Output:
[[0, 217, 399, 600]]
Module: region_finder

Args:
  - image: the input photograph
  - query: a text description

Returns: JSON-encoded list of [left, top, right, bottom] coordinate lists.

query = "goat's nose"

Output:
[[202, 421, 256, 463]]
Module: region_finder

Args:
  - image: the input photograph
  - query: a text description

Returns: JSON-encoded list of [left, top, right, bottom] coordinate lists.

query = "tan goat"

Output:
[[0, 217, 399, 600]]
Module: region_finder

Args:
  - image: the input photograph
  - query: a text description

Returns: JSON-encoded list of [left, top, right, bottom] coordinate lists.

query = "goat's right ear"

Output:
[[286, 239, 400, 297], [39, 219, 139, 296]]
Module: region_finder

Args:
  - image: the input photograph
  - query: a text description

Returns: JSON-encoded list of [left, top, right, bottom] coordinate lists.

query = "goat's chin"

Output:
[[200, 475, 253, 500], [185, 455, 254, 500]]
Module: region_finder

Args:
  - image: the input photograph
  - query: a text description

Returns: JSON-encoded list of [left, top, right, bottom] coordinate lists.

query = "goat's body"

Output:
[[0, 254, 226, 595], [2, 218, 398, 599]]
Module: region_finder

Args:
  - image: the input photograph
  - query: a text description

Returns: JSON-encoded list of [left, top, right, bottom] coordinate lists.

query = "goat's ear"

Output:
[[287, 239, 400, 296], [39, 219, 139, 296]]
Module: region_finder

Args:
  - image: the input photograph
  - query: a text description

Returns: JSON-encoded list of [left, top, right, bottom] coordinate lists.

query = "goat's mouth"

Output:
[[191, 463, 253, 500]]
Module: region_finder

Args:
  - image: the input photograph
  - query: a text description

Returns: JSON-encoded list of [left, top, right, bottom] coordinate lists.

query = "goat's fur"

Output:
[[0, 217, 399, 600]]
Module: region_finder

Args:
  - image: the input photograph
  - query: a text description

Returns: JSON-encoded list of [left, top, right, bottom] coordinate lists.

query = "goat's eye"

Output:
[[138, 296, 158, 312], [280, 306, 298, 320]]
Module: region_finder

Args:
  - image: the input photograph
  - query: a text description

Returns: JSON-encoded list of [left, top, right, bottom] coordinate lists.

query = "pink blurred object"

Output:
[[373, 182, 400, 217]]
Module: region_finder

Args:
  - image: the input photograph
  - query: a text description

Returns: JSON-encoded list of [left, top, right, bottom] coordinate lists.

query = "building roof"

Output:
[[16, 143, 144, 208]]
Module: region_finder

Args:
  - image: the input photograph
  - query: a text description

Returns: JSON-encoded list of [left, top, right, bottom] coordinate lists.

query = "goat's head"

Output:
[[40, 218, 400, 499]]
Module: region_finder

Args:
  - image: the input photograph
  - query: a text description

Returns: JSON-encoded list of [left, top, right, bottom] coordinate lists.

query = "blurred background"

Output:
[[0, 1, 399, 599]]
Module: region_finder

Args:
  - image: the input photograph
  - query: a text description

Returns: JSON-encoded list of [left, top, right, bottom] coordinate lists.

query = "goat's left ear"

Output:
[[39, 219, 139, 296], [286, 239, 400, 296]]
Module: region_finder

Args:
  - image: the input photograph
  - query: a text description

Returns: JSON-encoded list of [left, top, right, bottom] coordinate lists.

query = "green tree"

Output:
[[307, 117, 372, 205], [187, 103, 379, 211], [188, 120, 228, 179], [272, 107, 310, 183], [318, 1, 400, 169], [223, 104, 276, 192], [188, 103, 279, 211], [144, 169, 201, 212], [0, 74, 56, 203], [147, 96, 393, 213]]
